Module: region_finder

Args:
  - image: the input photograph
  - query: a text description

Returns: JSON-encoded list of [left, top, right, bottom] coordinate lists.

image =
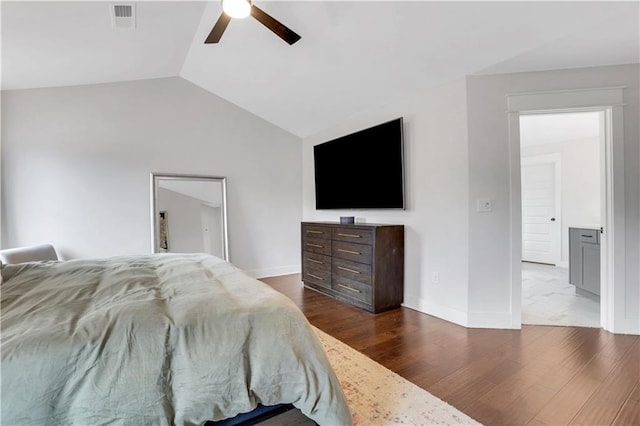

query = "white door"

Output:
[[521, 156, 561, 264]]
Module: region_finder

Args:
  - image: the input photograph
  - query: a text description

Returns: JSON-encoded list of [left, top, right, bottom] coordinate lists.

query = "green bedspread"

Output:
[[1, 254, 352, 425]]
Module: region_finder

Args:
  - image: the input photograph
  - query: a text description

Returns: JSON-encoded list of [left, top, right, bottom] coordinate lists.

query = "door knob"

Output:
[[550, 218, 556, 221]]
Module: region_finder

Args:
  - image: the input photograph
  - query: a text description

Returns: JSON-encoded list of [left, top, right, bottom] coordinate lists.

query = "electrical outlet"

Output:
[[477, 198, 492, 212], [431, 272, 440, 284]]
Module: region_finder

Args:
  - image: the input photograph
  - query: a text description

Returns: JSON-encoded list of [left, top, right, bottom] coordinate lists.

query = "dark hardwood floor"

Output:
[[261, 274, 640, 426]]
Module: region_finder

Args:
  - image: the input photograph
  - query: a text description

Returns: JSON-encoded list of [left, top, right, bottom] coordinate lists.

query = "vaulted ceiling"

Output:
[[2, 1, 638, 137]]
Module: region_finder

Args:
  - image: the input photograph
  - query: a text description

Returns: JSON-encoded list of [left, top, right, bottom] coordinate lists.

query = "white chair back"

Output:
[[0, 244, 59, 265]]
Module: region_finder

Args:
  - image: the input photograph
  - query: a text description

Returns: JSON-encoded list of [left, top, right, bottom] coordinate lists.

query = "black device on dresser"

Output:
[[301, 221, 404, 313]]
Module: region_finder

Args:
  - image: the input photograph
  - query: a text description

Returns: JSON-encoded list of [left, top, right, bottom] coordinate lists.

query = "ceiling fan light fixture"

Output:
[[205, 0, 301, 45], [222, 0, 252, 19]]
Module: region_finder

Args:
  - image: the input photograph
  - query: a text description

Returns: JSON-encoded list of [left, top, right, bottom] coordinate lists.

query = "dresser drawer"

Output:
[[303, 252, 331, 273], [333, 227, 373, 245], [578, 229, 600, 245], [333, 258, 372, 284], [332, 276, 372, 305], [333, 240, 372, 264], [302, 237, 331, 256], [302, 224, 331, 240], [303, 265, 331, 289]]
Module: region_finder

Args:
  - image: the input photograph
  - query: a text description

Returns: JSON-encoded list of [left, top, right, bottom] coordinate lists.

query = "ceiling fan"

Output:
[[205, 0, 301, 45]]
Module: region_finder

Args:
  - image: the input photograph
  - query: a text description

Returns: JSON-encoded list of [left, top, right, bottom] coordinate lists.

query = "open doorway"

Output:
[[519, 111, 603, 327], [508, 87, 625, 334]]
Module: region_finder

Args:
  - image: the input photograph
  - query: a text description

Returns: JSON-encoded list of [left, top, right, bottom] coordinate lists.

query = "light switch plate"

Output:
[[477, 198, 492, 212]]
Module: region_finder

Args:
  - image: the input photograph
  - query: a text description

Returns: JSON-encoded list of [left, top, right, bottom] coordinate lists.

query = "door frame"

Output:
[[507, 87, 625, 333], [521, 152, 562, 266]]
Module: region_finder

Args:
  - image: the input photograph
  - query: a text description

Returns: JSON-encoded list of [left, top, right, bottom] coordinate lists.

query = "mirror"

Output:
[[151, 173, 229, 261]]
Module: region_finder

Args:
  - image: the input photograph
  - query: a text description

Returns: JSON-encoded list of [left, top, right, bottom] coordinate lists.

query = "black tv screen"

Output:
[[314, 118, 405, 209]]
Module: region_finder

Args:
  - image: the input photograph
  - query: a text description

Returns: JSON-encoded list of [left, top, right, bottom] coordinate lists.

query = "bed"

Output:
[[1, 253, 352, 425]]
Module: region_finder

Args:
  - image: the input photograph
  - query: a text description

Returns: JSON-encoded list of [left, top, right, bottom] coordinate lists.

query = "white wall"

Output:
[[1, 77, 302, 277], [303, 78, 471, 324], [522, 136, 601, 265], [467, 64, 639, 333]]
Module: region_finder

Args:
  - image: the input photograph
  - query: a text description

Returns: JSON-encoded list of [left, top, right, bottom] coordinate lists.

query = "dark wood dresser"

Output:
[[301, 221, 404, 313]]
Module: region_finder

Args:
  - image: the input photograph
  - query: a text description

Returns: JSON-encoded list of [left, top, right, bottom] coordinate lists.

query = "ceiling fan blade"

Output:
[[250, 5, 301, 45], [205, 13, 232, 44]]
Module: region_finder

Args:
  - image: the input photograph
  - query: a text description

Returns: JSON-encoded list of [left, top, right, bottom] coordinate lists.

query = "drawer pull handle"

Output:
[[338, 233, 361, 238], [306, 243, 323, 248], [581, 235, 593, 238], [308, 259, 324, 265], [307, 230, 324, 234], [307, 273, 324, 281], [338, 248, 361, 255], [338, 266, 360, 274], [337, 284, 361, 293]]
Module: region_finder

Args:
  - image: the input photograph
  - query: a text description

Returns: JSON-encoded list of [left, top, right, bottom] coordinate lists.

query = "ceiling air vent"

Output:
[[110, 3, 136, 29]]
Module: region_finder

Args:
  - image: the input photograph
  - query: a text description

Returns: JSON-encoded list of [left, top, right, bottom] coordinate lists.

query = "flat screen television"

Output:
[[314, 117, 405, 209]]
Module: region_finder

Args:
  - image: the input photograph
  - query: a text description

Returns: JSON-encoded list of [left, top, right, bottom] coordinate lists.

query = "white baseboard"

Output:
[[402, 297, 469, 328], [402, 297, 521, 329], [466, 311, 520, 329], [609, 319, 640, 335], [247, 264, 301, 279]]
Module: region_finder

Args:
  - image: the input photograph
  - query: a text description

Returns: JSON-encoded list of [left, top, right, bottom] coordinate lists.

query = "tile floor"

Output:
[[521, 261, 600, 328]]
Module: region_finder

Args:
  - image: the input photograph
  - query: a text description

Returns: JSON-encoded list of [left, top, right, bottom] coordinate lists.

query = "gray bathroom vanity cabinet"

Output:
[[568, 227, 600, 298]]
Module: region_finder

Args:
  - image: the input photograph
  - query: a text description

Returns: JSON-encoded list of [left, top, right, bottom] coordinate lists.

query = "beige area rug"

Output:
[[314, 327, 481, 426]]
